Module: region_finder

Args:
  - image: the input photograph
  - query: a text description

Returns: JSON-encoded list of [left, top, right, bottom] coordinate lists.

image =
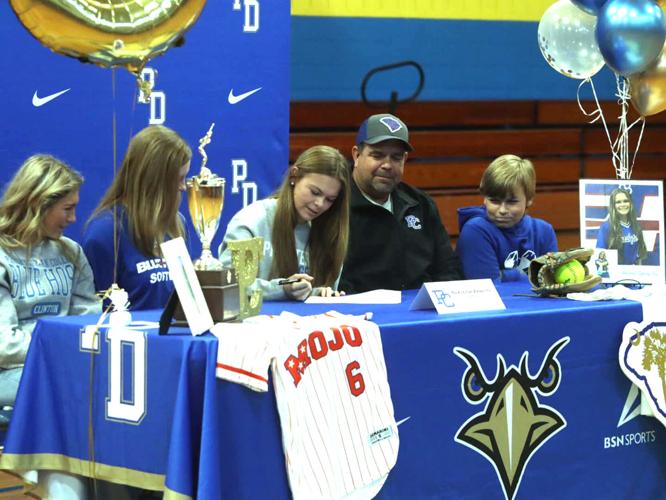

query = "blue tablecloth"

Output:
[[1, 282, 664, 499]]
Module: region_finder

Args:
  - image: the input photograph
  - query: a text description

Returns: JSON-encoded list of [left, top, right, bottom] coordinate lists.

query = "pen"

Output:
[[278, 278, 300, 286]]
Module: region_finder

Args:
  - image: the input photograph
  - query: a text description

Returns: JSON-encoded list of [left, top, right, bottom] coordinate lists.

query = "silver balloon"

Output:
[[539, 0, 606, 79], [596, 0, 666, 76]]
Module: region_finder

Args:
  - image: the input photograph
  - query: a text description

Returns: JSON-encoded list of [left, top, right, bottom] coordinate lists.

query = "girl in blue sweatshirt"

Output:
[[83, 126, 192, 309], [456, 154, 557, 282]]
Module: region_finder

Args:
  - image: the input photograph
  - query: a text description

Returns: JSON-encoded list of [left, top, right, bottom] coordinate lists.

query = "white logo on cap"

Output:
[[379, 116, 403, 133]]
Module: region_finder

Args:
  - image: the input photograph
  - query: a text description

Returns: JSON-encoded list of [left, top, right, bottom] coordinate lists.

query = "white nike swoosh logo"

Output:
[[396, 416, 411, 427], [227, 87, 262, 104], [32, 88, 71, 107]]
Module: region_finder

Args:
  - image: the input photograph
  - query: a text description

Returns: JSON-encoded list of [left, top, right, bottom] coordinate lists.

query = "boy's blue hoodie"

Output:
[[456, 206, 557, 282]]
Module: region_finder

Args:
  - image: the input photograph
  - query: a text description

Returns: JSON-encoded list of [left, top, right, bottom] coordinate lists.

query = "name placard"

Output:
[[409, 279, 506, 315]]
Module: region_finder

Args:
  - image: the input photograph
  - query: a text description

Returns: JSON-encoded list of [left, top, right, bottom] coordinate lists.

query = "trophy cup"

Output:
[[162, 122, 264, 330], [187, 123, 225, 271], [174, 123, 240, 324]]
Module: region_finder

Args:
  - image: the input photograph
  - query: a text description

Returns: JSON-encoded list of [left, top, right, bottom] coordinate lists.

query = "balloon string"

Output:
[[86, 68, 122, 494], [628, 117, 646, 180], [87, 332, 97, 497], [613, 75, 630, 179], [618, 77, 645, 180], [129, 73, 140, 146], [112, 69, 119, 285], [577, 78, 621, 176], [577, 76, 644, 181], [611, 75, 644, 180]]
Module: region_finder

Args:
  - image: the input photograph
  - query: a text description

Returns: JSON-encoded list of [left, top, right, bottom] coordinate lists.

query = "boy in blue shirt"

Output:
[[456, 154, 557, 281]]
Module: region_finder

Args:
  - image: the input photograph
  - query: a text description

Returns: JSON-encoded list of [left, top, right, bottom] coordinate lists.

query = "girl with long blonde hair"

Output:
[[219, 145, 350, 300], [83, 125, 192, 309], [1, 154, 100, 406]]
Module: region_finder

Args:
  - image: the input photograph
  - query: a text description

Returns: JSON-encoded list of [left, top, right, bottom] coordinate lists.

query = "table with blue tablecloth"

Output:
[[1, 282, 664, 499]]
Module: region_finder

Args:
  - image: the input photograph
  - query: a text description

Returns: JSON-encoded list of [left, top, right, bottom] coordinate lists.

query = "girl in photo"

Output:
[[596, 188, 647, 265]]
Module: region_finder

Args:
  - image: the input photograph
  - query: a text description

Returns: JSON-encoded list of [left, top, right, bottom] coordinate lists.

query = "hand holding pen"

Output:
[[280, 273, 314, 301], [279, 277, 346, 299]]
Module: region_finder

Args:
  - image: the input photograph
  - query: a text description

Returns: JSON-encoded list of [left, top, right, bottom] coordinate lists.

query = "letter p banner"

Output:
[[231, 159, 247, 194]]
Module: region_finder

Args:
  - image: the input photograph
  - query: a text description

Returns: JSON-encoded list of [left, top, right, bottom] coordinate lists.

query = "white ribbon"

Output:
[[576, 76, 646, 180]]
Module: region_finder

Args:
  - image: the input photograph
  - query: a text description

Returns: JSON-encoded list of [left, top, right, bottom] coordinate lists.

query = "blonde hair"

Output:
[[90, 125, 192, 257], [480, 154, 536, 201], [270, 145, 350, 287], [0, 154, 83, 262]]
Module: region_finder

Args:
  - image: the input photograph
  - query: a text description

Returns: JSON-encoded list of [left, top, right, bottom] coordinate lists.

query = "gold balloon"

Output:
[[629, 1, 666, 116], [629, 43, 666, 116], [10, 0, 207, 74]]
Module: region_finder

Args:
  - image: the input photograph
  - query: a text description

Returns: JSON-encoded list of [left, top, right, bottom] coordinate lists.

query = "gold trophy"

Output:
[[187, 123, 225, 270], [175, 123, 240, 323], [171, 123, 263, 325], [228, 237, 264, 319]]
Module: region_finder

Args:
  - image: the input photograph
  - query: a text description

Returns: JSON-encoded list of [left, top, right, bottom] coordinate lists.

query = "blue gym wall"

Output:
[[290, 15, 617, 102]]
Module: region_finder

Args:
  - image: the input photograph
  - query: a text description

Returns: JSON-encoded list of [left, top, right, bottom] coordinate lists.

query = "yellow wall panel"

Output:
[[291, 0, 555, 21]]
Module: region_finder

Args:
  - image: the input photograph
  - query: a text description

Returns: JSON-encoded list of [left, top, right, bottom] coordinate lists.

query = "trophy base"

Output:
[[160, 268, 240, 333], [193, 255, 224, 271]]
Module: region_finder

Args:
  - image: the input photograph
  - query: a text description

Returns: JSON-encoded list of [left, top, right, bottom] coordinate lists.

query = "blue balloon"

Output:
[[572, 0, 609, 15], [596, 0, 666, 76]]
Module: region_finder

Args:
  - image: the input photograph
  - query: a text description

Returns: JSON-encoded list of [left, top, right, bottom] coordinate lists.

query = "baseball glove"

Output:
[[528, 248, 602, 297]]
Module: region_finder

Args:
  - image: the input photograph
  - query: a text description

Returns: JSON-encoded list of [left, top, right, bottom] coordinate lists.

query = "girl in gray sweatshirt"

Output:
[[0, 154, 100, 406]]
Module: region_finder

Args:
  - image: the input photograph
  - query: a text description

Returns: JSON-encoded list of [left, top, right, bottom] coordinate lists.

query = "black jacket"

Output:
[[340, 181, 463, 293]]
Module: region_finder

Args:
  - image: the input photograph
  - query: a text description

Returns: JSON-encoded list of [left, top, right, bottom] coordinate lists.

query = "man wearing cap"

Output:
[[339, 113, 463, 293]]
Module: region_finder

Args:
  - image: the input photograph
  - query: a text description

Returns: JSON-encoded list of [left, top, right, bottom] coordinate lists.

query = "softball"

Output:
[[554, 260, 586, 284]]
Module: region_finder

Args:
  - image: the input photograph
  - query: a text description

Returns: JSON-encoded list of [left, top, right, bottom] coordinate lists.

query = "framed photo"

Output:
[[579, 179, 665, 284]]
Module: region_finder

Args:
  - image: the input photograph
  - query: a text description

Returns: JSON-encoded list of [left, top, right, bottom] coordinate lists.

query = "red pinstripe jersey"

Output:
[[211, 312, 399, 499]]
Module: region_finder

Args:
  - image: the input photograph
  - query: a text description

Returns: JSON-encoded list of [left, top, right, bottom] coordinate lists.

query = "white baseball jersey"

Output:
[[211, 312, 399, 500]]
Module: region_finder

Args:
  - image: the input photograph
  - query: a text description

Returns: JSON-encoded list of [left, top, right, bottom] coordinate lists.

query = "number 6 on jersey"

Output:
[[346, 360, 365, 396]]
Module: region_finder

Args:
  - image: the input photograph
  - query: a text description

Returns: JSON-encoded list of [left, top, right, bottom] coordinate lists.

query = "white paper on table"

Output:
[[160, 237, 213, 335], [305, 289, 401, 304]]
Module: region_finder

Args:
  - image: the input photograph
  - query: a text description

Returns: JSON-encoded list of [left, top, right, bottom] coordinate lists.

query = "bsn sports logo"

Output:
[[454, 338, 569, 500], [603, 382, 658, 449]]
